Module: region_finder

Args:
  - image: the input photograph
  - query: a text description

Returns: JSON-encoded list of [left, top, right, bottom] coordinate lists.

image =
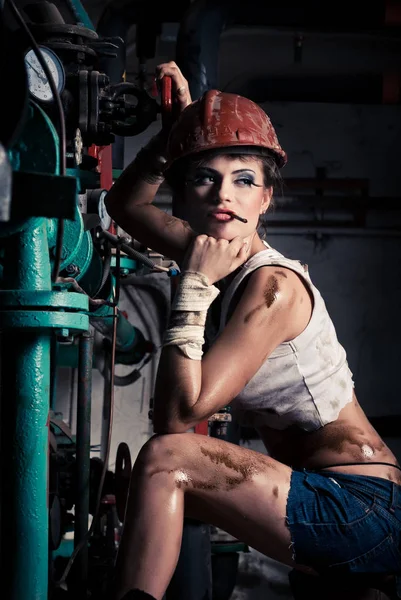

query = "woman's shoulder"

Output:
[[244, 243, 309, 276]]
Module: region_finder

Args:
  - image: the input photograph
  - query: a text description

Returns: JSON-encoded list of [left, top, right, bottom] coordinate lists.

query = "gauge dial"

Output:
[[24, 46, 65, 102]]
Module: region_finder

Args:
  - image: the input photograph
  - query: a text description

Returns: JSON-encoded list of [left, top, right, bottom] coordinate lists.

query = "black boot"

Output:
[[121, 590, 157, 600]]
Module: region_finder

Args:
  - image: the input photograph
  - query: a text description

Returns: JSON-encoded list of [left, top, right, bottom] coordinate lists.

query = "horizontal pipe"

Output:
[[226, 73, 401, 104]]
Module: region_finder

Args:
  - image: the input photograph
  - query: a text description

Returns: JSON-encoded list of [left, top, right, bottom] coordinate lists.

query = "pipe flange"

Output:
[[0, 290, 89, 311], [0, 290, 89, 332], [0, 310, 89, 332]]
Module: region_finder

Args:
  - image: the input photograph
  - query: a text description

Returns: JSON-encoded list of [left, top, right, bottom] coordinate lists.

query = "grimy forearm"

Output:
[[105, 143, 195, 259], [106, 132, 166, 212]]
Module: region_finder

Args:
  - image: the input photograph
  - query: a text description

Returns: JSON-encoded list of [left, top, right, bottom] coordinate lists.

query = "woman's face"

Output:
[[176, 155, 272, 242]]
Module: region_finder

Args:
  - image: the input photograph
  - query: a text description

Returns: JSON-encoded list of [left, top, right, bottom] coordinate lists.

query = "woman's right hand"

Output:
[[156, 61, 192, 114], [183, 235, 249, 286]]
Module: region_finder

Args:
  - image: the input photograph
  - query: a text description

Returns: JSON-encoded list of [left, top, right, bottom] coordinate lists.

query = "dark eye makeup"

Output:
[[186, 168, 262, 187]]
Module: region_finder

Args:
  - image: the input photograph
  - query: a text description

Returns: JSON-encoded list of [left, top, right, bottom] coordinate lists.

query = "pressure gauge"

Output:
[[24, 46, 65, 102]]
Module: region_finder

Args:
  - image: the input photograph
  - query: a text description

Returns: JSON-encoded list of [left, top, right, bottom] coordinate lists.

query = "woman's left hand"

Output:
[[182, 235, 248, 285]]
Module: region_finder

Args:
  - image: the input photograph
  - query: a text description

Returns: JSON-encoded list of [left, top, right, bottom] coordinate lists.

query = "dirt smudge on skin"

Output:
[[244, 302, 265, 323], [171, 468, 220, 491], [155, 446, 277, 493], [301, 424, 387, 462], [244, 275, 280, 323], [200, 446, 256, 478], [200, 446, 274, 491], [289, 288, 297, 308], [264, 276, 279, 308], [192, 480, 219, 491], [225, 476, 244, 489]]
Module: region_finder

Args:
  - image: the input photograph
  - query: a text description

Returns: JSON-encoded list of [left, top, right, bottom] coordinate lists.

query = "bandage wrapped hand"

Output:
[[163, 271, 220, 360]]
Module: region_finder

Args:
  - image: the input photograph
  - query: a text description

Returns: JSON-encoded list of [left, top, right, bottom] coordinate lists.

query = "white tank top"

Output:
[[211, 243, 355, 432]]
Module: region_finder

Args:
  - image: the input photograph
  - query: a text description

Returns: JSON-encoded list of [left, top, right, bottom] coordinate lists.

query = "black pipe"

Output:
[[97, 7, 130, 170], [176, 0, 230, 100], [73, 330, 94, 595]]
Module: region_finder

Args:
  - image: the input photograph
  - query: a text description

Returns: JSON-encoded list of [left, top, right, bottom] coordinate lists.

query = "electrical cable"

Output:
[[100, 229, 180, 276], [5, 0, 66, 283], [56, 249, 121, 589]]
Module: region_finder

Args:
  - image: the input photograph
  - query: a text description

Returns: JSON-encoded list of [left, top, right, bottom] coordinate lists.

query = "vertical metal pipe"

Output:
[[100, 367, 112, 465], [96, 7, 129, 170], [50, 336, 58, 411], [1, 219, 51, 600], [74, 330, 94, 592]]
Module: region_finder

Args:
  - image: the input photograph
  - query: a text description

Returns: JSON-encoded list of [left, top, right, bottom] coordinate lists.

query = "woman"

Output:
[[105, 62, 401, 600]]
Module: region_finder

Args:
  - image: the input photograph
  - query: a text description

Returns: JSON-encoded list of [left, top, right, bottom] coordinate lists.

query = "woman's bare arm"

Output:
[[105, 163, 195, 264], [105, 61, 195, 264], [153, 265, 312, 433]]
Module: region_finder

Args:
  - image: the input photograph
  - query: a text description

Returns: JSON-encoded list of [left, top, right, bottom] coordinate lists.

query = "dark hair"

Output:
[[164, 148, 283, 196]]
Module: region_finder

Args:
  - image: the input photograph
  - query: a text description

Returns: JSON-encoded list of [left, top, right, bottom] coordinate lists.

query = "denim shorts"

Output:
[[286, 469, 401, 580]]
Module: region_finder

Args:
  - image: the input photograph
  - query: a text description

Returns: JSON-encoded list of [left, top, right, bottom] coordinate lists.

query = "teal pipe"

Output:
[[1, 219, 51, 600], [91, 305, 150, 364], [65, 0, 95, 30], [73, 331, 93, 596]]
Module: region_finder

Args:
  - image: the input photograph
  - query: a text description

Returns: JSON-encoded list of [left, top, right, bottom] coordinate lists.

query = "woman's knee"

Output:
[[134, 433, 185, 476]]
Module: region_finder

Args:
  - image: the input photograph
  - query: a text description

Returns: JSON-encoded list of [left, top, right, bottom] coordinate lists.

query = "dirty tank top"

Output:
[[210, 243, 355, 431]]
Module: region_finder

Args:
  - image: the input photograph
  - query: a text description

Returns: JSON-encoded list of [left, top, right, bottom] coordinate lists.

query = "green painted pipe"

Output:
[[0, 219, 51, 600], [65, 0, 95, 30], [73, 331, 93, 595], [90, 301, 146, 358]]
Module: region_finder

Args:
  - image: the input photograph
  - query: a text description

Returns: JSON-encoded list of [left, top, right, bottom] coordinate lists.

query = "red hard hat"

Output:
[[166, 89, 287, 168]]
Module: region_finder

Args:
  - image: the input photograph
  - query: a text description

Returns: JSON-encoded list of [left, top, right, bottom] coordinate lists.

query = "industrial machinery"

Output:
[[0, 0, 253, 597], [0, 1, 178, 598]]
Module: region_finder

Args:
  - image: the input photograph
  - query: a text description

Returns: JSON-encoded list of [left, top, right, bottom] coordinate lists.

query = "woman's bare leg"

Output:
[[114, 433, 293, 600]]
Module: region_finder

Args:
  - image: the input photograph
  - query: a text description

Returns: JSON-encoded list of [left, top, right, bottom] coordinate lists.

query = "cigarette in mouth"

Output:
[[231, 213, 248, 223]]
